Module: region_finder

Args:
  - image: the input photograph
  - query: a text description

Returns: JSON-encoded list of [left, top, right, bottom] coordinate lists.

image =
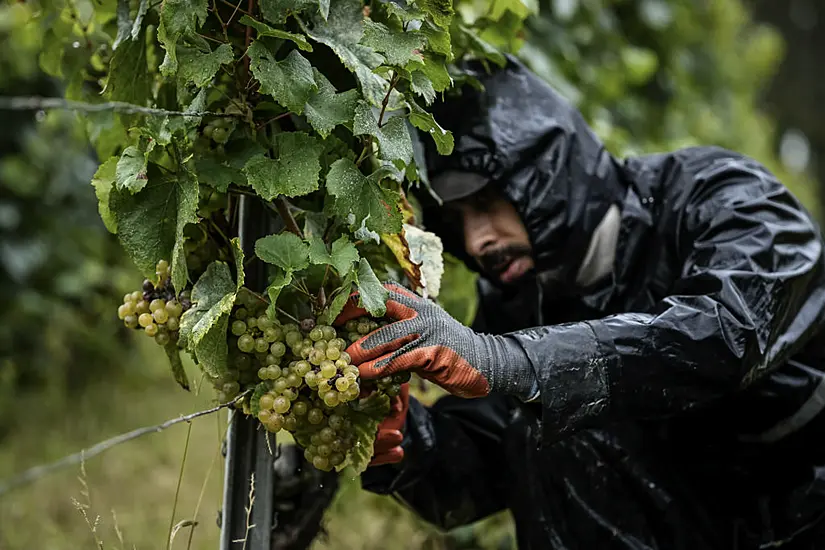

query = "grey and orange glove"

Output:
[[335, 283, 540, 401], [370, 382, 409, 466]]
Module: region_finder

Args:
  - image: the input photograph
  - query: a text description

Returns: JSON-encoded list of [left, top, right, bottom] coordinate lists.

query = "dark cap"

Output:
[[429, 170, 491, 203]]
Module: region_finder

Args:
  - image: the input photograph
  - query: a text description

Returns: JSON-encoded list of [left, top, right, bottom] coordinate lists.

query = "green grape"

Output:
[[260, 393, 275, 410], [323, 391, 340, 407], [379, 376, 393, 387], [155, 332, 171, 346], [117, 304, 130, 320], [294, 361, 311, 377], [317, 379, 331, 394], [316, 444, 332, 457], [153, 307, 169, 324], [344, 365, 359, 377], [309, 327, 324, 342], [348, 332, 361, 343], [149, 299, 166, 312], [258, 410, 272, 424], [273, 378, 288, 393], [247, 317, 258, 330], [344, 320, 358, 332], [223, 382, 240, 394], [165, 300, 183, 318], [330, 452, 345, 466], [231, 320, 247, 336], [166, 317, 179, 331], [386, 384, 401, 397], [237, 334, 255, 353], [321, 326, 337, 341], [304, 371, 319, 388], [282, 388, 298, 401], [344, 385, 360, 401], [307, 408, 324, 425], [285, 331, 302, 347], [312, 455, 330, 471], [328, 414, 344, 430], [273, 396, 290, 414], [145, 323, 159, 337], [265, 354, 279, 366], [265, 365, 282, 380], [304, 448, 314, 463], [156, 259, 169, 274], [257, 316, 273, 331], [319, 427, 335, 443], [335, 377, 350, 391], [234, 307, 249, 320], [258, 367, 269, 380], [124, 315, 138, 329], [270, 342, 286, 357], [335, 359, 349, 370], [284, 415, 297, 431], [285, 372, 301, 387], [313, 340, 328, 352], [320, 361, 337, 379], [123, 293, 134, 304], [330, 438, 344, 452], [292, 401, 308, 416], [235, 354, 253, 371], [339, 351, 351, 363], [311, 433, 323, 446], [267, 413, 284, 432], [263, 327, 278, 343], [254, 338, 269, 353], [138, 313, 154, 328], [325, 347, 341, 361]]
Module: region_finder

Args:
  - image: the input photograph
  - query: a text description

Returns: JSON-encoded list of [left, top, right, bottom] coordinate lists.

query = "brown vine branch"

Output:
[[275, 197, 303, 238], [377, 71, 400, 128], [0, 97, 235, 118], [0, 391, 250, 497]]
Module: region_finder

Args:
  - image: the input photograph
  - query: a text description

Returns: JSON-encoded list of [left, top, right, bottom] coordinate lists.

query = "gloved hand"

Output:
[[335, 283, 539, 401], [370, 382, 409, 466]]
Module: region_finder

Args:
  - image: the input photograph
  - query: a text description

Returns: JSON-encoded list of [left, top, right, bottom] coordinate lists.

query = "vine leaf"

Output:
[[407, 55, 452, 92], [177, 43, 234, 88], [164, 341, 190, 391], [231, 237, 245, 291], [157, 0, 209, 76], [318, 269, 355, 325], [344, 392, 391, 473], [179, 261, 236, 378], [248, 42, 317, 114], [240, 15, 313, 51], [194, 156, 240, 192], [307, 235, 359, 275], [256, 233, 310, 272], [266, 269, 293, 317], [410, 71, 435, 105], [407, 98, 454, 155], [381, 232, 422, 293], [385, 2, 425, 23], [105, 26, 150, 105], [326, 158, 402, 234], [249, 382, 271, 416], [116, 143, 153, 193], [418, 0, 455, 28], [301, 0, 387, 106], [360, 20, 425, 67], [242, 132, 323, 200], [171, 168, 199, 295], [305, 69, 359, 138], [109, 167, 199, 284], [421, 22, 452, 58], [404, 223, 444, 298], [113, 0, 133, 50], [352, 101, 413, 165], [91, 157, 118, 234], [260, 0, 318, 25], [132, 0, 149, 40], [355, 258, 387, 317]]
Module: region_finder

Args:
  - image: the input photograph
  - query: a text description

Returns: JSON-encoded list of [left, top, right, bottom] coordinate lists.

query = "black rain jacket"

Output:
[[361, 56, 825, 549]]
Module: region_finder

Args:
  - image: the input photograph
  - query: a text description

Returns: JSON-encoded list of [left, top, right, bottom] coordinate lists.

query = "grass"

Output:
[[0, 334, 515, 550]]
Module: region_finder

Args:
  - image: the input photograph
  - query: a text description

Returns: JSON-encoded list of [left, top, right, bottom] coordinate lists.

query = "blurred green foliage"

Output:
[[0, 2, 135, 432]]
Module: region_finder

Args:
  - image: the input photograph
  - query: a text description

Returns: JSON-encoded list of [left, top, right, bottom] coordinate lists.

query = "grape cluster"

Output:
[[341, 316, 409, 397], [117, 260, 191, 347]]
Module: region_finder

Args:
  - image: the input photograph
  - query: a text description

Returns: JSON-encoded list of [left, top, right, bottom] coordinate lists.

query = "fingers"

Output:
[[369, 446, 404, 466], [373, 429, 403, 452]]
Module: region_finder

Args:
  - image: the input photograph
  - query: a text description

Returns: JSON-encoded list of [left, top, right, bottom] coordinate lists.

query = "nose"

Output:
[[462, 209, 497, 258]]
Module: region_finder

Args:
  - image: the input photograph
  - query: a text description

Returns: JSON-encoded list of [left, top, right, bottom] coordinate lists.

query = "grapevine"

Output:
[[22, 0, 531, 473]]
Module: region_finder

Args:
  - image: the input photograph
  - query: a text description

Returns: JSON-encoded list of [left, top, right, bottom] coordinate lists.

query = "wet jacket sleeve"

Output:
[[511, 158, 825, 442], [360, 393, 514, 529]]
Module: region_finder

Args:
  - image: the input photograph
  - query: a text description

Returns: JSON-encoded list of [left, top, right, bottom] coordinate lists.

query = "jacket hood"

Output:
[[419, 55, 627, 292]]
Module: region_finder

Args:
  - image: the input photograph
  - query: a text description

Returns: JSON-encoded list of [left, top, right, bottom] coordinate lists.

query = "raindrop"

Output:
[[35, 110, 46, 122], [72, 41, 81, 48]]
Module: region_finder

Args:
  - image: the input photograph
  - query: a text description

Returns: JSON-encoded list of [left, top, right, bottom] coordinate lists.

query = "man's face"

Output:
[[447, 187, 535, 285]]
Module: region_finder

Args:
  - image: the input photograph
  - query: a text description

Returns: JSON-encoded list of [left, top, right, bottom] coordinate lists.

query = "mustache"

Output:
[[478, 244, 533, 276]]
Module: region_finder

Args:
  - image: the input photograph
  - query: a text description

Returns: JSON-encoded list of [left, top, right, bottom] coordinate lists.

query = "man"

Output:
[[337, 56, 825, 548]]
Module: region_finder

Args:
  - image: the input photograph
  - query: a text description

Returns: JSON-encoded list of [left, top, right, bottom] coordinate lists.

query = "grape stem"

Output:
[[0, 391, 251, 497]]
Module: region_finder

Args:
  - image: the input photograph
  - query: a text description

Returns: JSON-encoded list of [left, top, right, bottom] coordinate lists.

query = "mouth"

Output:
[[495, 256, 533, 284]]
